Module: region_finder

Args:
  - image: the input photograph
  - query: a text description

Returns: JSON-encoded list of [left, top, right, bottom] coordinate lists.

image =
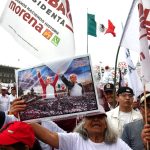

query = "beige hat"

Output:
[[85, 105, 106, 117], [140, 93, 150, 104]]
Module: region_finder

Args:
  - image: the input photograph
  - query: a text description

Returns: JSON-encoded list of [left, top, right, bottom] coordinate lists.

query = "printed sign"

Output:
[[0, 0, 75, 62], [16, 55, 100, 121]]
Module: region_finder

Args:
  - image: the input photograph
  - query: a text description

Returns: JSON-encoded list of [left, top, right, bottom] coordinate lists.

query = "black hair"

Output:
[[10, 142, 26, 150], [9, 139, 42, 150], [0, 111, 5, 129], [137, 91, 150, 100], [32, 139, 42, 150]]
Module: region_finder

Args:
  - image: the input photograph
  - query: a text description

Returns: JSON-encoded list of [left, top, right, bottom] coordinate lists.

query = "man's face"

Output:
[[46, 76, 52, 84], [104, 91, 113, 104], [70, 75, 77, 83], [11, 89, 16, 96], [117, 92, 134, 108], [84, 114, 107, 136], [1, 89, 7, 95], [140, 99, 150, 123]]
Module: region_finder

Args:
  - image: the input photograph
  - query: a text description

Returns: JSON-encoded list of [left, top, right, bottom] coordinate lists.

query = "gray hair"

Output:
[[74, 117, 118, 144]]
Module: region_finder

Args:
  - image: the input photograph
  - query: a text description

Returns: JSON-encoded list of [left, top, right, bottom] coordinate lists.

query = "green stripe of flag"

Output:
[[87, 13, 97, 37]]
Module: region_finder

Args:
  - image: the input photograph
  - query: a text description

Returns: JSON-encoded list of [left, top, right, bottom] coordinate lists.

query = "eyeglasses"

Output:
[[119, 93, 133, 98]]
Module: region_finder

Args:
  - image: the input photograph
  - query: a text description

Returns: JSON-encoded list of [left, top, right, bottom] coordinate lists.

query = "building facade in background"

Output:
[[0, 65, 18, 83]]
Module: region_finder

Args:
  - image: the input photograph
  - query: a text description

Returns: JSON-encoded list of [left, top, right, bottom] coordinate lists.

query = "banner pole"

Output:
[[87, 8, 89, 54], [113, 0, 137, 107]]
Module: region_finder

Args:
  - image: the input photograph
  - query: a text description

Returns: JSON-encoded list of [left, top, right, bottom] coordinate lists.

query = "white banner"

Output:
[[121, 0, 140, 52], [121, 0, 150, 83], [125, 49, 143, 98], [0, 0, 75, 62], [138, 0, 150, 83]]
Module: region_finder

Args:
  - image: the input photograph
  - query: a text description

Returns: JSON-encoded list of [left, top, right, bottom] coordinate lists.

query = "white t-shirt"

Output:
[[118, 111, 133, 136], [46, 84, 55, 98], [2, 114, 18, 128], [9, 94, 17, 103], [70, 83, 82, 96], [58, 132, 132, 150], [39, 120, 65, 150]]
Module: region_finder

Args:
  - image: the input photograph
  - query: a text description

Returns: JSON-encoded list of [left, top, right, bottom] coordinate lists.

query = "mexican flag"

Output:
[[87, 13, 116, 37]]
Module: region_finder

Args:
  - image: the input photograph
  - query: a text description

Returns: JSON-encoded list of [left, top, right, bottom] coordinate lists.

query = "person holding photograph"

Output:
[[4, 98, 65, 150], [30, 106, 132, 150], [61, 73, 84, 96], [37, 70, 58, 99]]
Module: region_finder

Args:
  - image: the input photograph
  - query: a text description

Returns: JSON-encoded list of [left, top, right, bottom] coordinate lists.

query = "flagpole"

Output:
[[113, 0, 137, 106], [87, 27, 89, 54], [143, 84, 150, 150], [87, 8, 89, 54]]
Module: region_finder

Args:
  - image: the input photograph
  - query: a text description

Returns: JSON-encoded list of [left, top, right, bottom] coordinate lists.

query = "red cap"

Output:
[[0, 121, 35, 148]]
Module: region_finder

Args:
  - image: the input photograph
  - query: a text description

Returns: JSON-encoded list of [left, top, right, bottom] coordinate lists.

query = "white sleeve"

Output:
[[58, 132, 78, 150], [117, 138, 132, 150], [41, 120, 65, 133], [3, 114, 18, 127], [39, 120, 66, 150]]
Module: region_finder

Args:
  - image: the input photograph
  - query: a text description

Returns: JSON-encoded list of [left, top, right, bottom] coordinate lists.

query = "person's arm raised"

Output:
[[30, 123, 59, 149]]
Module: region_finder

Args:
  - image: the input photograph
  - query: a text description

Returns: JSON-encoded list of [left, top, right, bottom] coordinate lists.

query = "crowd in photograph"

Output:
[[19, 91, 97, 121]]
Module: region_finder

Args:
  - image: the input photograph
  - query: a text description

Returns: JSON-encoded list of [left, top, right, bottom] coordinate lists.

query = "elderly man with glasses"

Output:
[[106, 86, 142, 137]]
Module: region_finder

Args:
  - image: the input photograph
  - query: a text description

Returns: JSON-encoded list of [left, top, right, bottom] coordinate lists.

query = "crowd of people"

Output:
[[0, 81, 150, 150]]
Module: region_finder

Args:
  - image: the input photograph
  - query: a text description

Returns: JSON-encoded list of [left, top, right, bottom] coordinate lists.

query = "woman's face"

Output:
[[83, 114, 107, 136]]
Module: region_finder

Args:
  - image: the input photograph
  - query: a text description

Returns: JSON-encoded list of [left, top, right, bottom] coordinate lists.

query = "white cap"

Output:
[[1, 86, 8, 90]]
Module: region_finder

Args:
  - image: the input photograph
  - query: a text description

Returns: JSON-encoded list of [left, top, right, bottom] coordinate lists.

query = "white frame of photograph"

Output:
[[16, 55, 100, 122]]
